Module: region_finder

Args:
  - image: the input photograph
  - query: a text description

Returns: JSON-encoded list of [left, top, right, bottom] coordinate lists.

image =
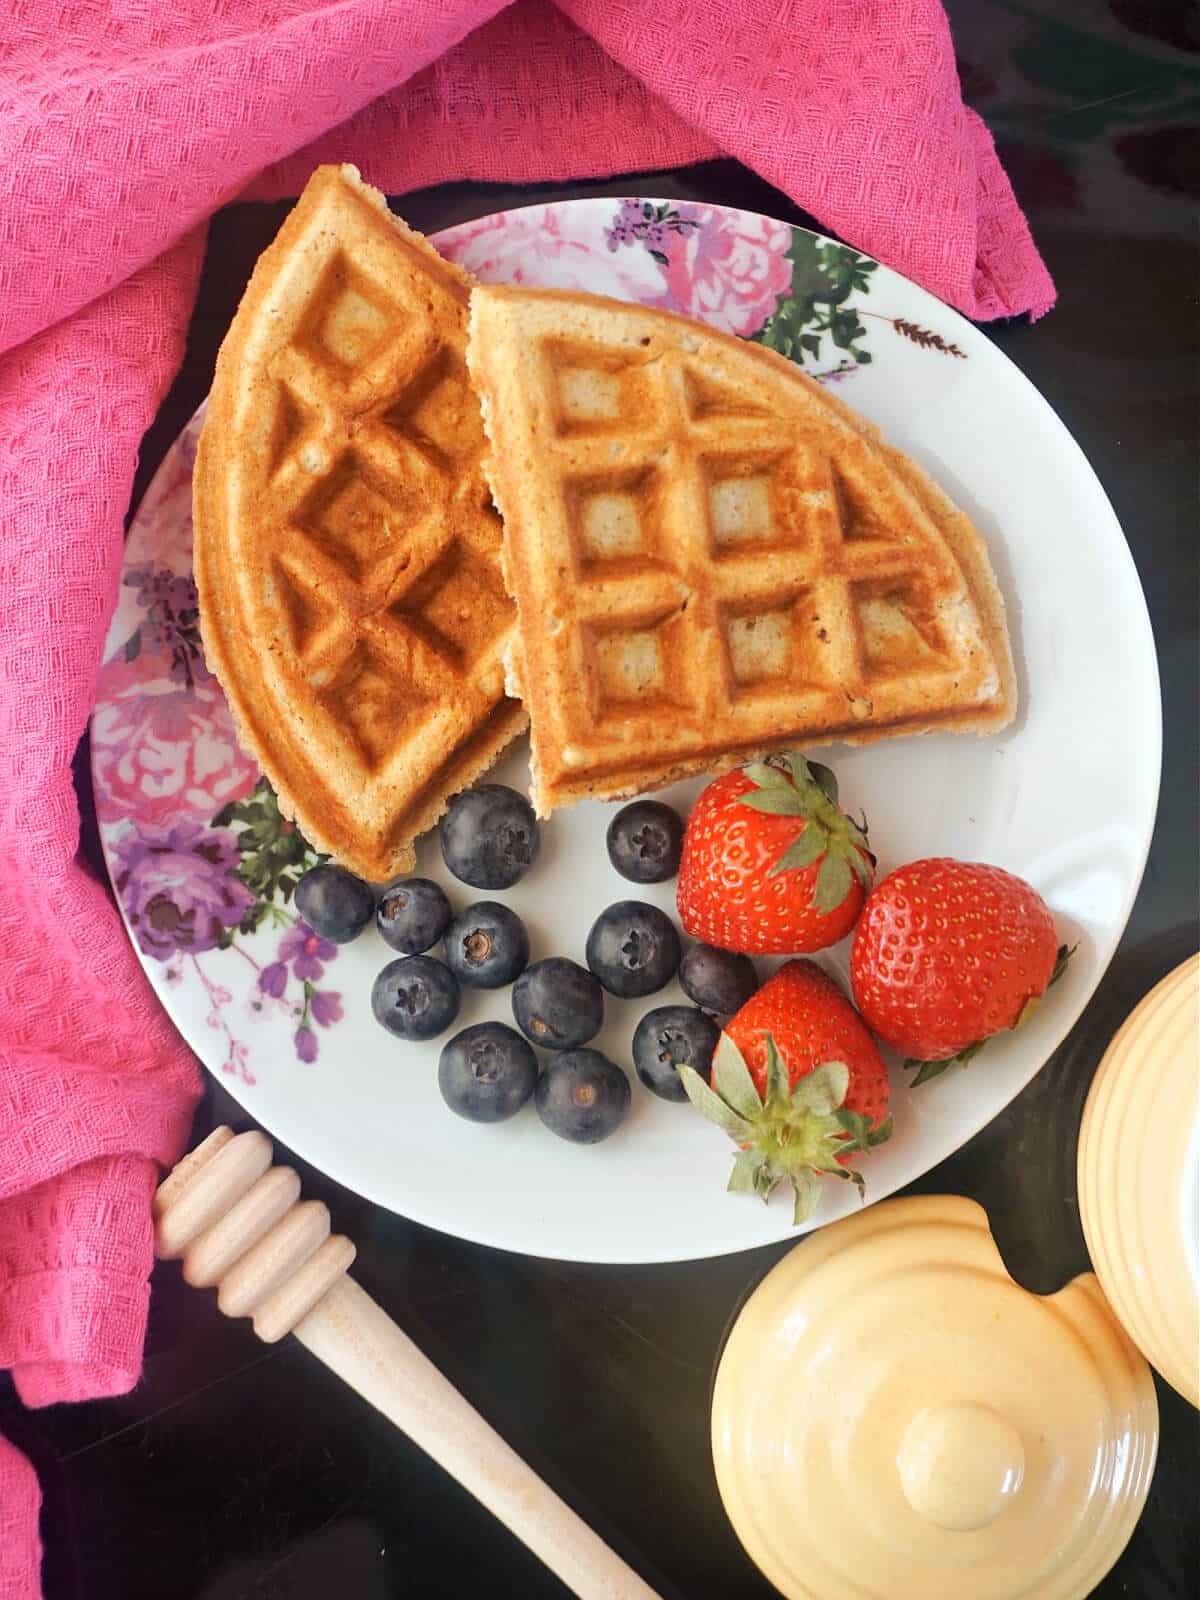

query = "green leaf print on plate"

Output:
[[753, 233, 878, 372]]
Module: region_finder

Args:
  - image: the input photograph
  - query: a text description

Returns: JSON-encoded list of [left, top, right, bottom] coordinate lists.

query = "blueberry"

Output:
[[375, 877, 453, 954], [294, 864, 374, 944], [443, 902, 530, 989], [535, 1049, 630, 1144], [439, 784, 540, 889], [372, 956, 460, 1041], [678, 943, 760, 1015], [606, 800, 684, 884], [438, 1022, 538, 1123], [512, 958, 604, 1050], [585, 901, 681, 999], [632, 1005, 721, 1102]]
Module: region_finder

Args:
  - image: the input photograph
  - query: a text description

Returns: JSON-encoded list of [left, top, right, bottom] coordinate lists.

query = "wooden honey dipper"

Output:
[[154, 1125, 663, 1600]]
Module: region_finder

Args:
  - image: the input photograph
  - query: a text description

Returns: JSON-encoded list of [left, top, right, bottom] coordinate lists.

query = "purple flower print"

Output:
[[606, 197, 644, 251], [122, 563, 210, 687], [292, 986, 340, 1062], [124, 565, 201, 614], [253, 921, 343, 1062], [605, 198, 698, 266], [278, 921, 337, 982], [115, 823, 255, 960], [167, 575, 198, 614], [309, 990, 343, 1028], [258, 961, 288, 998]]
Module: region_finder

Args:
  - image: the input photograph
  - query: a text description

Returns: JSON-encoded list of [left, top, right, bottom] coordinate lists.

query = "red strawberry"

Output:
[[676, 754, 874, 954], [850, 858, 1071, 1083], [678, 959, 891, 1224]]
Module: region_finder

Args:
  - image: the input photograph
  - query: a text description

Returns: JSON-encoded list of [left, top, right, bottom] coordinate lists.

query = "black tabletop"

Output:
[[8, 4, 1199, 1597]]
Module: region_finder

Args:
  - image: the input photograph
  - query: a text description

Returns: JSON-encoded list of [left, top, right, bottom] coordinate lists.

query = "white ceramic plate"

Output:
[[93, 197, 1160, 1263]]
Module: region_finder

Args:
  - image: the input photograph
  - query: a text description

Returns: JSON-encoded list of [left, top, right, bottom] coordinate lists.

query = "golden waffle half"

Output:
[[194, 166, 524, 880], [467, 286, 1016, 815]]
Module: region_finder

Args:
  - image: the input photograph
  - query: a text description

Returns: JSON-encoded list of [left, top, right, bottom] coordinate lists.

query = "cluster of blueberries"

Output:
[[293, 784, 759, 1145]]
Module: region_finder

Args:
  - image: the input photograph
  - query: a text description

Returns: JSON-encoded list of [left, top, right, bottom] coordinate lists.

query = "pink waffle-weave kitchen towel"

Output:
[[0, 2, 1053, 1594]]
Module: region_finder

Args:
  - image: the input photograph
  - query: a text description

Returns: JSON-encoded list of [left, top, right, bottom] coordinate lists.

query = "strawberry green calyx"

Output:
[[732, 754, 874, 914], [905, 943, 1077, 1087], [1049, 943, 1075, 986], [905, 1040, 984, 1086], [679, 1032, 892, 1225]]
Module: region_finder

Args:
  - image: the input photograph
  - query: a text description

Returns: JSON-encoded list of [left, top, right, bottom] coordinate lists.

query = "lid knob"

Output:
[[897, 1404, 1025, 1531]]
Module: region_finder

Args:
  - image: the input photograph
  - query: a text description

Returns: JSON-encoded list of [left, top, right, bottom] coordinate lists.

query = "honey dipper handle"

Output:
[[294, 1276, 662, 1600]]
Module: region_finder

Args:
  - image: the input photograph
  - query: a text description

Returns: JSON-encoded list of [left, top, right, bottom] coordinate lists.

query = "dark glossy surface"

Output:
[[29, 5, 1200, 1596]]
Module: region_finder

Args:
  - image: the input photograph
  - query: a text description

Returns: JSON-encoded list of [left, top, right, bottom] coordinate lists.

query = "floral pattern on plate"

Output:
[[443, 198, 968, 377], [94, 408, 344, 1080], [440, 197, 939, 377]]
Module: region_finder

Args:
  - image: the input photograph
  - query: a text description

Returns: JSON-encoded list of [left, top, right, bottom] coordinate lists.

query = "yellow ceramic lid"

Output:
[[1078, 952, 1199, 1408], [711, 1195, 1158, 1600]]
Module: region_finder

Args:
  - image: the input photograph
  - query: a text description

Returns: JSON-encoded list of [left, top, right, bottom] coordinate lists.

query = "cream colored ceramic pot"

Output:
[[711, 1195, 1158, 1600], [1078, 952, 1199, 1408]]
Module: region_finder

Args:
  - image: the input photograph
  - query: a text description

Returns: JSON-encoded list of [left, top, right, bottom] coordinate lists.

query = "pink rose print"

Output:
[[115, 823, 254, 960], [441, 206, 668, 300], [654, 205, 793, 337], [92, 648, 257, 830]]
